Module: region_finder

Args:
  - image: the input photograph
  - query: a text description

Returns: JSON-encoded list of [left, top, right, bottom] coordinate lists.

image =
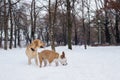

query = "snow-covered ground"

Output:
[[0, 46, 120, 80]]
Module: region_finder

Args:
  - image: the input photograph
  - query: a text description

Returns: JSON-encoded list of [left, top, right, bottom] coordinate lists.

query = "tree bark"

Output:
[[31, 0, 36, 41], [0, 7, 3, 48], [18, 28, 21, 47], [48, 0, 57, 51], [8, 0, 13, 49], [66, 0, 72, 50], [4, 0, 8, 50], [115, 10, 120, 43], [104, 0, 111, 44], [82, 0, 87, 49], [87, 0, 91, 45]]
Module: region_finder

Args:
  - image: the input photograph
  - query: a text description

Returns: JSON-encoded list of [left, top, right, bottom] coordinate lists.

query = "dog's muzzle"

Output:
[[63, 63, 68, 66]]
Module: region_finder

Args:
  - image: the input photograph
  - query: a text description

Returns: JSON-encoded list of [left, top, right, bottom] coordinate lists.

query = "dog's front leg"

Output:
[[55, 61, 58, 66], [43, 60, 47, 67], [35, 57, 38, 65], [54, 59, 59, 66], [39, 57, 42, 68], [28, 58, 31, 65]]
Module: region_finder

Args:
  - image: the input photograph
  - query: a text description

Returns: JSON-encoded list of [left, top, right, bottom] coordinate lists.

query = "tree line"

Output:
[[0, 0, 120, 50]]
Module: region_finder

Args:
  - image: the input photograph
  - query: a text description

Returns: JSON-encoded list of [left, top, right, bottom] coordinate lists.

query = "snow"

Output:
[[0, 46, 120, 80]]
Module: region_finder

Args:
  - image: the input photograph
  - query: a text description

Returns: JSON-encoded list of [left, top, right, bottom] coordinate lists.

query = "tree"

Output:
[[104, 0, 111, 44], [82, 0, 87, 49], [59, 1, 67, 45], [0, 1, 3, 48], [86, 0, 91, 45], [113, 0, 120, 43], [8, 0, 13, 49], [95, 0, 102, 44], [31, 0, 36, 41], [4, 0, 8, 50], [72, 0, 78, 45], [48, 0, 57, 51], [102, 0, 120, 44], [66, 0, 72, 49]]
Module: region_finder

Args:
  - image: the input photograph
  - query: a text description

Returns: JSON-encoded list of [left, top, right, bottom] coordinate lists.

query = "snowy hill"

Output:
[[0, 46, 120, 80]]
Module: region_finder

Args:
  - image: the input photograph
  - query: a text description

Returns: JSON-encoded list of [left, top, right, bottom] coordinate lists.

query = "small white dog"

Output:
[[38, 50, 67, 67]]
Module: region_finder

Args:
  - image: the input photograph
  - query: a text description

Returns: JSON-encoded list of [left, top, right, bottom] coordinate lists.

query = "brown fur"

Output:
[[38, 50, 67, 67], [60, 52, 65, 59], [25, 39, 45, 65]]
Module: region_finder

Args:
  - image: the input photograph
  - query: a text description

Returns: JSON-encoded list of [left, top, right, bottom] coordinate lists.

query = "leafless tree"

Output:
[[66, 0, 72, 49], [4, 0, 8, 50]]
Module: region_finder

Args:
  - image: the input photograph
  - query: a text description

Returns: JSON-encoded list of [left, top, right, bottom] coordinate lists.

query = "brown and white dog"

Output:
[[25, 39, 45, 65], [38, 50, 67, 67]]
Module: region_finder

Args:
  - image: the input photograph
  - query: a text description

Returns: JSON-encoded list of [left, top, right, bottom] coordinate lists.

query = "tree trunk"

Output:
[[66, 0, 72, 50], [48, 0, 57, 51], [18, 29, 21, 47], [45, 26, 49, 46], [82, 0, 87, 49], [14, 25, 17, 48], [31, 0, 36, 41], [0, 25, 2, 48], [72, 0, 78, 45], [62, 23, 67, 45], [8, 0, 13, 49], [115, 11, 120, 43], [33, 0, 36, 40], [0, 8, 3, 48], [104, 0, 111, 44], [4, 0, 8, 50], [13, 12, 17, 48], [74, 25, 78, 45], [105, 12, 111, 43], [87, 0, 91, 45]]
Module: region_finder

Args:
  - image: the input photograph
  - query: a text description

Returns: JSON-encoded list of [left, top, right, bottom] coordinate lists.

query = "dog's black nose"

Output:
[[63, 63, 68, 66]]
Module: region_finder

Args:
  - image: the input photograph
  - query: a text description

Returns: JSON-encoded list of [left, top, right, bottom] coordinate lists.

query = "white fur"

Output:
[[59, 58, 67, 65], [53, 59, 59, 66], [52, 57, 67, 66]]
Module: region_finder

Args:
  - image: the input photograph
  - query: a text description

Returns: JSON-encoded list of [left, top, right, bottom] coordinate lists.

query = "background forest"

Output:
[[0, 0, 120, 50]]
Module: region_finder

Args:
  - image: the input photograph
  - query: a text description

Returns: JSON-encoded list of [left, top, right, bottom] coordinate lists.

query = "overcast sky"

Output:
[[19, 0, 103, 18]]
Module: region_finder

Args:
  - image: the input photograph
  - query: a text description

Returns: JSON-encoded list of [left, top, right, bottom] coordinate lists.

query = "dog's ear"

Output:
[[34, 40, 39, 47], [61, 51, 65, 59]]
